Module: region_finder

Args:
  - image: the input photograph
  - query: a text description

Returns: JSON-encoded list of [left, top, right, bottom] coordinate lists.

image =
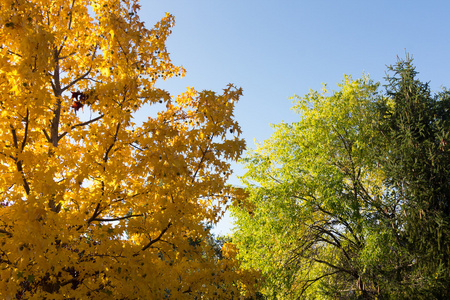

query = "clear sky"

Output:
[[137, 1, 450, 235]]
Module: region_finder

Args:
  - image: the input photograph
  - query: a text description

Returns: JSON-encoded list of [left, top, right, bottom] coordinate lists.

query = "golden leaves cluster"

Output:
[[0, 0, 255, 298]]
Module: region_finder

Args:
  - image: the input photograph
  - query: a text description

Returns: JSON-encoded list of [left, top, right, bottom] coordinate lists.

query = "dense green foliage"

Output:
[[379, 58, 450, 297], [231, 58, 450, 299]]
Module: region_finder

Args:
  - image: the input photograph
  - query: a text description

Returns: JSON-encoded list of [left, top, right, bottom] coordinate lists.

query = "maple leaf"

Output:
[[0, 0, 259, 298]]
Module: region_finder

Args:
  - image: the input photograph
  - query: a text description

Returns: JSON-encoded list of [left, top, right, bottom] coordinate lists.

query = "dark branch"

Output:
[[0, 228, 12, 237], [77, 203, 102, 231], [10, 125, 18, 149], [130, 143, 145, 151], [191, 145, 210, 183], [60, 44, 98, 93], [300, 270, 342, 297], [42, 129, 51, 142], [57, 114, 104, 142], [61, 67, 92, 93], [10, 125, 30, 195], [313, 258, 357, 278], [93, 214, 143, 222], [21, 109, 29, 152], [135, 223, 172, 256], [103, 122, 121, 163]]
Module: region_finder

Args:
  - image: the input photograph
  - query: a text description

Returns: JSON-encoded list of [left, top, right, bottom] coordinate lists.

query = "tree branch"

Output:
[[93, 214, 143, 222], [313, 258, 357, 277], [0, 228, 12, 237], [42, 129, 51, 142], [300, 270, 342, 297], [60, 44, 98, 94], [56, 0, 76, 58], [61, 67, 92, 94], [135, 223, 172, 256], [104, 122, 121, 163], [10, 125, 30, 195], [191, 145, 210, 183], [77, 203, 102, 231], [0, 46, 23, 58], [21, 108, 29, 152], [314, 203, 362, 247], [57, 114, 104, 142]]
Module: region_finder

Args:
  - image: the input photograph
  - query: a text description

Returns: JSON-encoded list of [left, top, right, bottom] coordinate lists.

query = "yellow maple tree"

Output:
[[0, 0, 258, 298]]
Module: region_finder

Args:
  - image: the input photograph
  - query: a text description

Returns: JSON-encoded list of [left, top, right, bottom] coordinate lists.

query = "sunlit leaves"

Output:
[[0, 0, 256, 298], [232, 75, 385, 298]]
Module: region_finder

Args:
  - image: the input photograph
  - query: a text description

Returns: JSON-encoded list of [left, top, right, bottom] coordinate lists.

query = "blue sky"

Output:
[[137, 1, 450, 235]]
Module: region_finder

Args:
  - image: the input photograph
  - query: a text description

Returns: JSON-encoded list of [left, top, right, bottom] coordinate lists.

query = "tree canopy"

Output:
[[232, 58, 450, 299], [0, 0, 258, 298]]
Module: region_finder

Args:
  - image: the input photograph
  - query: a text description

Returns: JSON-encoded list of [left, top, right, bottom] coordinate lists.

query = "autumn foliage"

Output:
[[0, 0, 258, 298]]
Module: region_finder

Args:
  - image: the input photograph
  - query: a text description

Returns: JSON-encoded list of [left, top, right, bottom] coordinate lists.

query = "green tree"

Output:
[[378, 57, 450, 298], [232, 58, 450, 299], [232, 75, 387, 299]]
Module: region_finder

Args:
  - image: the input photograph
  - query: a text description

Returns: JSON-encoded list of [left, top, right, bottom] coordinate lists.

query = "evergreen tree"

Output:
[[380, 56, 450, 298]]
